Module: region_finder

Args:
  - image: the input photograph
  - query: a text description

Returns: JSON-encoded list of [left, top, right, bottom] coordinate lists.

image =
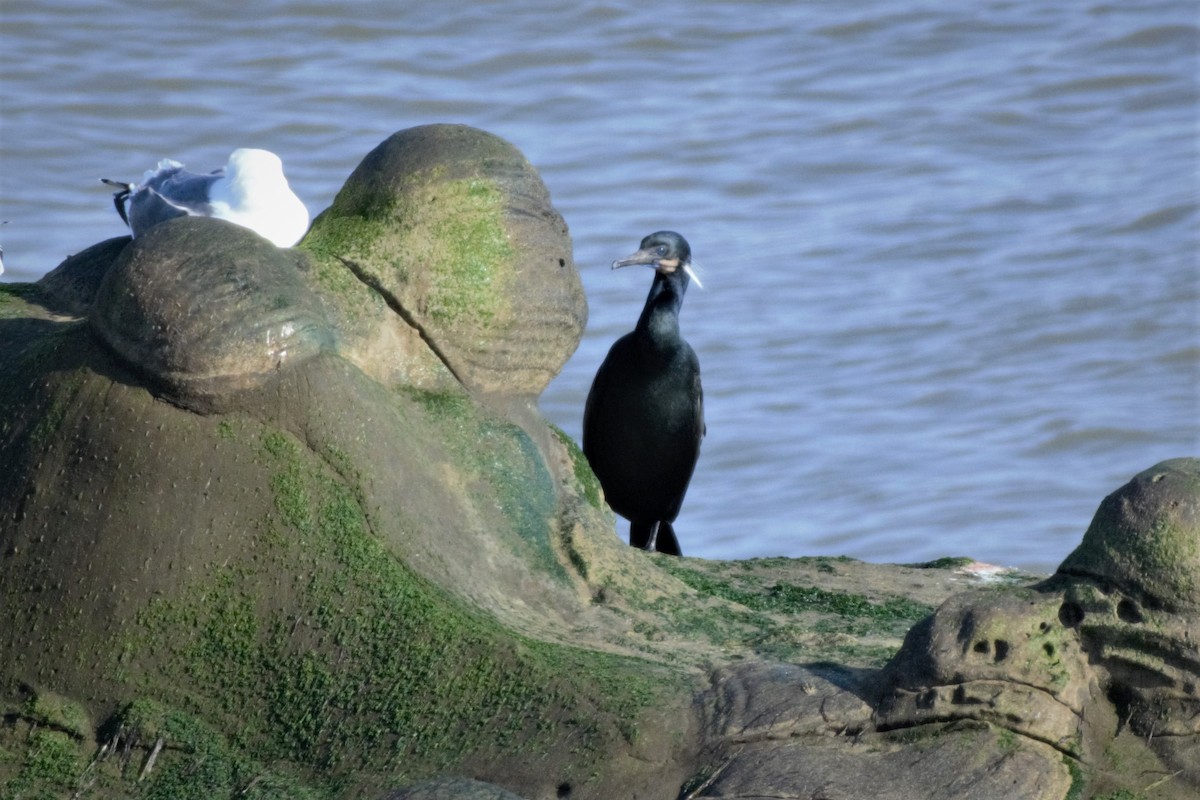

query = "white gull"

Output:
[[101, 148, 309, 248]]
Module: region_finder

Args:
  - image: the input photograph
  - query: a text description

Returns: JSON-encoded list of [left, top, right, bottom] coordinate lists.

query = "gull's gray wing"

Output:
[[126, 167, 224, 236]]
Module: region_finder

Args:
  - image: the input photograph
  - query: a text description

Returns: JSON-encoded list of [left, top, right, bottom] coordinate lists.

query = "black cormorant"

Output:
[[583, 231, 704, 556]]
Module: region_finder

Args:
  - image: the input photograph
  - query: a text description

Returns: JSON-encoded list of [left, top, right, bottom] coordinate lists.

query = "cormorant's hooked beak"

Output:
[[612, 249, 703, 289]]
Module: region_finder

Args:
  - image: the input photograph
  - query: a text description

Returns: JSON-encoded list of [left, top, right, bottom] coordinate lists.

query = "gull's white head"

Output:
[[209, 148, 309, 247], [225, 148, 286, 182]]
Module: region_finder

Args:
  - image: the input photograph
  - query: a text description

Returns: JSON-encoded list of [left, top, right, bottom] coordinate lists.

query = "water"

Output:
[[1, 0, 1196, 573]]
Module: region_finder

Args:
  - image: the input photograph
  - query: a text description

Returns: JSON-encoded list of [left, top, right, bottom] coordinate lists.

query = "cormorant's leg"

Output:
[[629, 521, 655, 550], [654, 521, 682, 556]]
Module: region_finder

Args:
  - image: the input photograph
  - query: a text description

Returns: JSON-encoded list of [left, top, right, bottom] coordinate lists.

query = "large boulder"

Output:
[[1057, 457, 1200, 612], [1, 125, 1197, 800], [301, 123, 586, 399], [88, 218, 333, 412], [877, 459, 1200, 800], [0, 125, 686, 799]]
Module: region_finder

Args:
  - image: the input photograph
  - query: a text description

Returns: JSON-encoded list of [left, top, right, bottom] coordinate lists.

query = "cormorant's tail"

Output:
[[654, 521, 682, 556]]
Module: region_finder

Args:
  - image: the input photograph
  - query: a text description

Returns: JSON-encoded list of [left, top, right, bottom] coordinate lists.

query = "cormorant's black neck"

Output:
[[635, 270, 688, 350]]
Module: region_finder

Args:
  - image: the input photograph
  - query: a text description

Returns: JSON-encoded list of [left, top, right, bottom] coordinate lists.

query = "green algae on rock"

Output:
[[302, 124, 586, 399], [874, 458, 1200, 800], [0, 340, 693, 798], [4, 124, 1199, 800], [1057, 457, 1200, 613], [0, 125, 674, 799]]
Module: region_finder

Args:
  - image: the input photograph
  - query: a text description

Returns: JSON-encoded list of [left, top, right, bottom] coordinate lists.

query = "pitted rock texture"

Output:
[[876, 458, 1200, 798], [1057, 457, 1200, 612], [878, 589, 1104, 756], [1045, 461, 1200, 790]]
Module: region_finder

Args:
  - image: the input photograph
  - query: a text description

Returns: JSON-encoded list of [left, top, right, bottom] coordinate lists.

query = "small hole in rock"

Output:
[[1043, 642, 1055, 657], [1059, 602, 1084, 627], [973, 640, 990, 654], [1117, 598, 1143, 624], [993, 640, 1010, 662], [557, 783, 572, 798]]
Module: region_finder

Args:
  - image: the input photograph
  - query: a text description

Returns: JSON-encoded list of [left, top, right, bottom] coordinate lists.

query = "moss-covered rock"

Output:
[[2, 126, 1197, 800], [0, 126, 680, 798], [1057, 458, 1200, 612], [878, 589, 1103, 756], [874, 460, 1200, 800], [0, 309, 694, 798], [302, 123, 586, 399]]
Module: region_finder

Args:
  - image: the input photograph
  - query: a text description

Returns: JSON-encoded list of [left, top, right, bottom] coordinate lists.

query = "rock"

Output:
[[1057, 457, 1200, 612], [693, 657, 1073, 799], [383, 777, 529, 799], [40, 125, 587, 406], [302, 123, 586, 399], [877, 589, 1104, 755], [877, 458, 1200, 799], [2, 125, 1198, 800], [693, 726, 1073, 800], [0, 126, 681, 798], [89, 217, 334, 411], [1052, 458, 1200, 790], [37, 236, 129, 315], [700, 661, 874, 744]]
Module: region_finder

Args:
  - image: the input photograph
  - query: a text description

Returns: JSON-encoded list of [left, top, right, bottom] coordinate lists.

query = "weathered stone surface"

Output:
[[0, 314, 694, 798], [685, 629, 1075, 799], [88, 217, 333, 411], [878, 589, 1104, 755], [383, 777, 528, 800], [38, 235, 129, 314], [2, 126, 1198, 800], [1057, 457, 1200, 612], [302, 123, 586, 398], [876, 459, 1200, 799], [694, 726, 1073, 800], [1044, 461, 1200, 790], [701, 661, 874, 745]]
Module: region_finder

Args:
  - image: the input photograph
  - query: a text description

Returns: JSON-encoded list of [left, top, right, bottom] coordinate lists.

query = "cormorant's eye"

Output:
[[656, 245, 668, 256]]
